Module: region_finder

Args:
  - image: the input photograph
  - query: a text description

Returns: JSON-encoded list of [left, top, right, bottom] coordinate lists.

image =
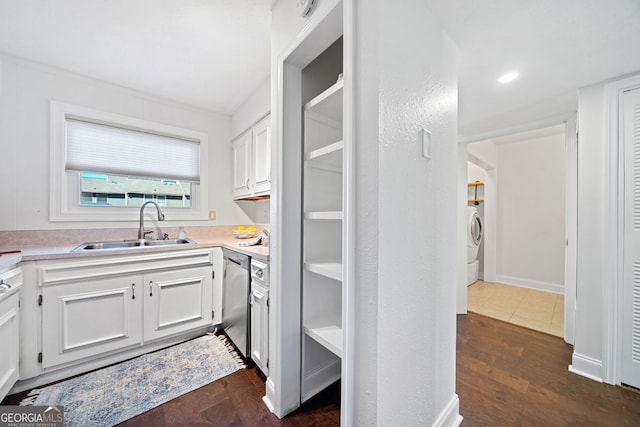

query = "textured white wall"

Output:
[[0, 54, 251, 230], [358, 0, 460, 425], [496, 133, 566, 292]]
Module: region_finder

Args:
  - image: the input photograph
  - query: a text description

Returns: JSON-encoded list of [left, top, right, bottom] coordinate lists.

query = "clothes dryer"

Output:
[[467, 206, 483, 285]]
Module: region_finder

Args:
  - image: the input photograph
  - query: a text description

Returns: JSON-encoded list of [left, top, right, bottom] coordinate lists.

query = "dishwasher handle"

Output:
[[226, 257, 242, 267]]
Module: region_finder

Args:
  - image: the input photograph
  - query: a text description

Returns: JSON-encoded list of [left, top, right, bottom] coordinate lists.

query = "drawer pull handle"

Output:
[[149, 281, 153, 297], [132, 283, 136, 300]]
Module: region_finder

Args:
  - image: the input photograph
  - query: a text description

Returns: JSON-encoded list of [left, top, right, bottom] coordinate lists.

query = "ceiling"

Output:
[[0, 0, 272, 115], [1, 0, 639, 137], [426, 0, 640, 138]]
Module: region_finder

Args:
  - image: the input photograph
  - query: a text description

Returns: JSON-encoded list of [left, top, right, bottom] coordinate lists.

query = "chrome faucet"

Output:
[[138, 201, 165, 240]]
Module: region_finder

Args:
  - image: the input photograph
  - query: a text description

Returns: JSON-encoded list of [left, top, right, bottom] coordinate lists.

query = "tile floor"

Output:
[[467, 280, 564, 337]]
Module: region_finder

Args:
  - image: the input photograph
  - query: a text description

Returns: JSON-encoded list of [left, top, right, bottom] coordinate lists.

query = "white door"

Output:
[[622, 86, 640, 389]]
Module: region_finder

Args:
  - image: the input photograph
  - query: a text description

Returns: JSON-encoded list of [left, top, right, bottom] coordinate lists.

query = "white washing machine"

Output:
[[467, 206, 483, 285]]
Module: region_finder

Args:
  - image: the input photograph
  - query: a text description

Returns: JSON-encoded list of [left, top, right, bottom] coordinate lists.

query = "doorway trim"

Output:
[[564, 114, 578, 345], [604, 73, 640, 385]]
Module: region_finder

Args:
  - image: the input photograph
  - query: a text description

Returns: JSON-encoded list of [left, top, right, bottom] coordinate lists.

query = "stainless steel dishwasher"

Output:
[[222, 248, 250, 357]]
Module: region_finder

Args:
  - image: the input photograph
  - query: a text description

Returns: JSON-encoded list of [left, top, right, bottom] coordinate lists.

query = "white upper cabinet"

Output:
[[252, 116, 271, 195], [232, 131, 252, 199], [232, 115, 271, 200]]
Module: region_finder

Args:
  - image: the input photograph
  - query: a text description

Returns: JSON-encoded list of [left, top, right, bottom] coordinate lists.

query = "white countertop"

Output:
[[13, 238, 269, 263]]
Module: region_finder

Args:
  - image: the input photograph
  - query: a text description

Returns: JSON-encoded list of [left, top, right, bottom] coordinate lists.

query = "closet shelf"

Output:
[[304, 80, 344, 122], [304, 261, 342, 282], [306, 140, 343, 161], [304, 324, 343, 358], [305, 140, 343, 173]]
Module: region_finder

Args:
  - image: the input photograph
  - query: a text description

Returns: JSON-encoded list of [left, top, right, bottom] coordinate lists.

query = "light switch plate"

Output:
[[208, 211, 216, 221], [422, 128, 432, 159]]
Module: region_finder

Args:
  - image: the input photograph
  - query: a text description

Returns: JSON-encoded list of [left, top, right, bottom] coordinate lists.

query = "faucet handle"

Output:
[[143, 229, 154, 238]]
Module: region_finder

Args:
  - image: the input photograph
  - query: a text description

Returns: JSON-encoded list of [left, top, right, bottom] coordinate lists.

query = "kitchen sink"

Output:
[[72, 238, 195, 252]]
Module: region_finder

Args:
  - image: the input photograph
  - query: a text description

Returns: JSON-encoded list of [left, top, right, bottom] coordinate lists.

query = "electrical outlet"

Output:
[[208, 211, 216, 221]]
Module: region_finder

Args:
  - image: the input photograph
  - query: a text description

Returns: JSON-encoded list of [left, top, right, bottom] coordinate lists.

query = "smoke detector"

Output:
[[297, 0, 316, 18]]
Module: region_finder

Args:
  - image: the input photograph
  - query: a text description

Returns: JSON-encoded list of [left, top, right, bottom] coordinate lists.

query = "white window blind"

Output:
[[65, 119, 201, 182]]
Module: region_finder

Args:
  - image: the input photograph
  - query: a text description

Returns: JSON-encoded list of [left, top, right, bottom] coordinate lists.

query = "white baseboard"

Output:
[[432, 394, 463, 427], [263, 378, 276, 413], [495, 274, 563, 294], [569, 352, 603, 382]]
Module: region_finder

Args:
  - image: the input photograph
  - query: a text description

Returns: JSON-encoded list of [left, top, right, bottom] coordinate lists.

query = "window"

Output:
[[79, 173, 192, 208], [50, 101, 209, 222]]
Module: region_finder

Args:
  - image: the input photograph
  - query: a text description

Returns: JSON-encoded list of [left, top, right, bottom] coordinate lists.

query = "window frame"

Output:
[[50, 101, 209, 222]]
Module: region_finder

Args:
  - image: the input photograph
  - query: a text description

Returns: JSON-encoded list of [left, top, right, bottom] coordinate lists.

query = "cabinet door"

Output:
[[0, 292, 19, 400], [41, 275, 143, 369], [250, 282, 269, 375], [252, 116, 271, 195], [232, 131, 252, 199], [144, 266, 213, 341]]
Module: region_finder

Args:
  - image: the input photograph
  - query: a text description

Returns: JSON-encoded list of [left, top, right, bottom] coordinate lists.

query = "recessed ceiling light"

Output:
[[498, 72, 519, 84]]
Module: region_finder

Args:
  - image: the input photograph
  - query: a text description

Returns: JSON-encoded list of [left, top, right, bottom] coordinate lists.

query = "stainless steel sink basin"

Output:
[[72, 238, 195, 252]]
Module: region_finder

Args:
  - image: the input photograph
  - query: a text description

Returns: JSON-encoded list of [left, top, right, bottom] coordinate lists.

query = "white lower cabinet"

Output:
[[250, 281, 269, 375], [0, 266, 22, 400], [144, 266, 213, 341], [34, 248, 216, 373], [250, 259, 269, 375], [41, 275, 143, 369]]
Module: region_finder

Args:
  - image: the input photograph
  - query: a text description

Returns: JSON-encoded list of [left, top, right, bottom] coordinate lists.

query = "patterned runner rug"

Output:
[[20, 334, 244, 426]]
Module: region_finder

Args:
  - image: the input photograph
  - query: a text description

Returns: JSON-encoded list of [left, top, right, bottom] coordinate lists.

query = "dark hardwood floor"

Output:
[[457, 312, 640, 426], [116, 364, 340, 426], [5, 313, 640, 426]]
